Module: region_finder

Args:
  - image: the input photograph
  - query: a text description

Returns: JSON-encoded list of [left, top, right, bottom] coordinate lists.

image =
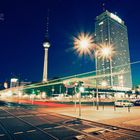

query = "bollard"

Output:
[[128, 106, 130, 112], [114, 105, 116, 111]]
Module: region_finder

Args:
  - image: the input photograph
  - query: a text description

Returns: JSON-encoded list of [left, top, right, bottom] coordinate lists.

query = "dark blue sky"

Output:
[[0, 0, 140, 85]]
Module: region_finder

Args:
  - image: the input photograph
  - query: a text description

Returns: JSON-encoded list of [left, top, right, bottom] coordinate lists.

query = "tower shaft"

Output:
[[43, 48, 48, 82]]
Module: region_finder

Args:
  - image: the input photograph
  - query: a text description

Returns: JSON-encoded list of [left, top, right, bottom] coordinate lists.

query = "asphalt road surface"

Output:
[[0, 101, 139, 140]]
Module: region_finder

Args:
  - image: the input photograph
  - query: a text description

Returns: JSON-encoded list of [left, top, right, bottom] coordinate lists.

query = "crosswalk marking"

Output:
[[43, 127, 52, 130], [27, 129, 36, 133], [0, 134, 5, 137], [14, 131, 23, 135]]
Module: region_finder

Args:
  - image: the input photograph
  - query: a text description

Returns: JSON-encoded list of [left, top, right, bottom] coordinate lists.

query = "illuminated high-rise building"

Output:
[[95, 10, 132, 89]]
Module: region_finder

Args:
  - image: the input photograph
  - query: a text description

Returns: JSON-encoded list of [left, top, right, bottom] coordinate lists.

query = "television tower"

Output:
[[42, 10, 50, 82]]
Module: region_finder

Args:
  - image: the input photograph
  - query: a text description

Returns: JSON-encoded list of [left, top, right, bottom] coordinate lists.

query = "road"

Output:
[[0, 101, 140, 140]]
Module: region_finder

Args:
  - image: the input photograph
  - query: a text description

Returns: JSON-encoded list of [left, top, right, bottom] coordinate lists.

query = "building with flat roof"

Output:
[[95, 10, 132, 89]]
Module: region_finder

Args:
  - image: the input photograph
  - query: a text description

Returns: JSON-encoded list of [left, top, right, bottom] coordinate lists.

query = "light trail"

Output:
[[0, 60, 139, 91], [22, 60, 140, 90]]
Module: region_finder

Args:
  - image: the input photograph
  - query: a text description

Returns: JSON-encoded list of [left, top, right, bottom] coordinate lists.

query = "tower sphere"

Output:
[[43, 41, 50, 48]]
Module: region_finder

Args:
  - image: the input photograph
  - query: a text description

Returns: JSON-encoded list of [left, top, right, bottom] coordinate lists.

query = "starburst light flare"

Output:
[[73, 33, 94, 58], [96, 43, 115, 60]]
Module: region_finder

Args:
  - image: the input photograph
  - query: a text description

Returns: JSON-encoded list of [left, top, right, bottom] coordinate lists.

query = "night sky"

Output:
[[0, 0, 140, 85]]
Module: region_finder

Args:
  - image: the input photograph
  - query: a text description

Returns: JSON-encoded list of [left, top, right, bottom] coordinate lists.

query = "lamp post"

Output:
[[74, 33, 94, 113], [95, 44, 114, 110], [74, 82, 78, 112], [95, 51, 99, 110], [79, 86, 84, 117], [98, 44, 114, 87], [109, 57, 113, 87]]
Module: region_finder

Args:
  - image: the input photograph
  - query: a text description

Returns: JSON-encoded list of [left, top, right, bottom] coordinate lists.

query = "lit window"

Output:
[[99, 21, 104, 25]]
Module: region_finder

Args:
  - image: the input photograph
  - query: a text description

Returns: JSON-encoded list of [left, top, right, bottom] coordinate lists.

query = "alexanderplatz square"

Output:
[[8, 11, 133, 99], [0, 7, 140, 140]]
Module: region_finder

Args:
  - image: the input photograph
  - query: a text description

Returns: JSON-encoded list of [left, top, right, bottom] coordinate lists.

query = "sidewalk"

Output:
[[43, 105, 140, 131]]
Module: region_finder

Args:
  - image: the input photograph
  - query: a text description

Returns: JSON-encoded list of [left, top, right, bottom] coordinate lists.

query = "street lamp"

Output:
[[73, 32, 94, 58], [94, 51, 99, 110], [95, 43, 115, 109], [97, 43, 115, 87], [74, 33, 99, 110]]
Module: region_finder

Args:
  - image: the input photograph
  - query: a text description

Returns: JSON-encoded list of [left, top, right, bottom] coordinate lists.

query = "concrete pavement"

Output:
[[47, 105, 140, 131]]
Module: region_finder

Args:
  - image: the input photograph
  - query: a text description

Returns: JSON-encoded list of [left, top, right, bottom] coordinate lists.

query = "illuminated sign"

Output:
[[99, 21, 104, 25], [11, 78, 18, 82], [110, 13, 122, 24]]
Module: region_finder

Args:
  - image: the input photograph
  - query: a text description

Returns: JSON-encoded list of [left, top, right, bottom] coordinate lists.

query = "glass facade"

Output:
[[95, 10, 132, 89]]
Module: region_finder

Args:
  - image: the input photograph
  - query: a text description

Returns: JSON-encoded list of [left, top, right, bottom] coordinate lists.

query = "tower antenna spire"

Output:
[[46, 9, 50, 39], [102, 2, 106, 11]]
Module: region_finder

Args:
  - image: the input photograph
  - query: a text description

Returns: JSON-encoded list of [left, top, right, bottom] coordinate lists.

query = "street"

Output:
[[0, 101, 140, 140]]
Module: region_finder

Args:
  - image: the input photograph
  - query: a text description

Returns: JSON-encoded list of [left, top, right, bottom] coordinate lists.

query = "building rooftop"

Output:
[[96, 10, 124, 25]]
